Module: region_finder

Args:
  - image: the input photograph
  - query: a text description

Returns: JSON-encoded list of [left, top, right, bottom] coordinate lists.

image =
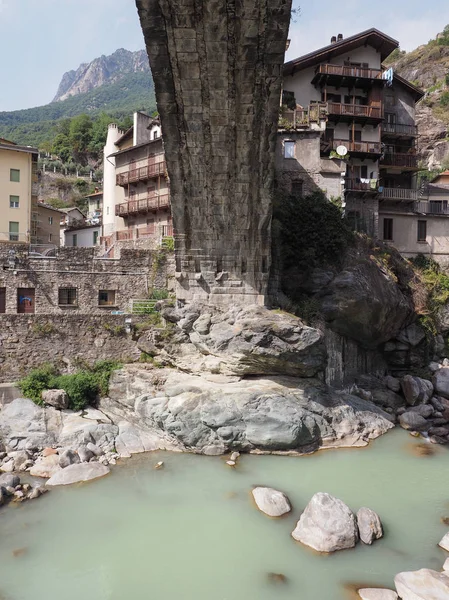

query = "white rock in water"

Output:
[[357, 507, 383, 545], [358, 589, 398, 600], [154, 461, 164, 470], [252, 486, 291, 517], [443, 558, 449, 572], [226, 460, 236, 467], [395, 568, 449, 599], [46, 462, 110, 486], [292, 492, 358, 552], [230, 452, 240, 461], [439, 532, 449, 551]]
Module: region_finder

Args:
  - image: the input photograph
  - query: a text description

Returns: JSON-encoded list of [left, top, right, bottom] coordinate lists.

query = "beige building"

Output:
[[33, 202, 64, 249], [102, 112, 172, 252], [0, 138, 38, 244]]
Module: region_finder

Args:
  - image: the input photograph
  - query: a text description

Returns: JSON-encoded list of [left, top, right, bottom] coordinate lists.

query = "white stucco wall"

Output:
[[64, 226, 101, 248]]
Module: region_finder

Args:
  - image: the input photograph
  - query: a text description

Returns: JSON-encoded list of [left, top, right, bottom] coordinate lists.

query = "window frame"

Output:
[[9, 195, 19, 209], [58, 287, 78, 306], [48, 216, 53, 225], [72, 234, 78, 247], [417, 220, 427, 242], [10, 169, 20, 183], [98, 290, 116, 307], [283, 140, 296, 159], [9, 221, 19, 242], [383, 218, 393, 241]]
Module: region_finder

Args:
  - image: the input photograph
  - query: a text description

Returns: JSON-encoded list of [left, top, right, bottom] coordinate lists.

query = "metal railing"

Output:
[[332, 139, 382, 154], [345, 178, 379, 192], [415, 201, 449, 215], [380, 153, 419, 168], [131, 299, 158, 315], [115, 193, 170, 216], [315, 63, 383, 80], [116, 161, 167, 186], [382, 123, 418, 136], [328, 102, 382, 119], [379, 187, 419, 200]]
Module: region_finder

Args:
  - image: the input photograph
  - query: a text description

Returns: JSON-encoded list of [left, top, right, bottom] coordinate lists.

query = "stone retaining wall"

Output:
[[0, 314, 154, 383]]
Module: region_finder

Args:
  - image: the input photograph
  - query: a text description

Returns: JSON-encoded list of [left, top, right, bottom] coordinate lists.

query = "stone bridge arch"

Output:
[[136, 0, 292, 305]]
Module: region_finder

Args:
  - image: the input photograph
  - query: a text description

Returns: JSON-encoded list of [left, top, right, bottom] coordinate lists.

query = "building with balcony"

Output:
[[86, 188, 103, 223], [32, 202, 64, 249], [280, 28, 425, 243], [102, 112, 172, 253], [0, 137, 38, 244]]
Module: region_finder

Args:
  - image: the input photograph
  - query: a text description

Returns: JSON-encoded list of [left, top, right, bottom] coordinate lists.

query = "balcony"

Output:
[[312, 64, 383, 88], [279, 103, 328, 130], [115, 224, 174, 242], [331, 139, 382, 156], [345, 178, 379, 194], [327, 102, 383, 123], [115, 193, 170, 217], [116, 161, 167, 186], [380, 153, 419, 169], [379, 187, 419, 201], [382, 123, 418, 138], [415, 200, 449, 215]]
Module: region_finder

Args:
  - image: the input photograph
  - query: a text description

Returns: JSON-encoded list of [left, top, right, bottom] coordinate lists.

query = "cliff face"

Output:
[[53, 48, 151, 102], [387, 39, 449, 170]]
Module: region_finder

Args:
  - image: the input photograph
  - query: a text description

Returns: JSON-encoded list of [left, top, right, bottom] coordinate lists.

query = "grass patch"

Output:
[[18, 359, 121, 410]]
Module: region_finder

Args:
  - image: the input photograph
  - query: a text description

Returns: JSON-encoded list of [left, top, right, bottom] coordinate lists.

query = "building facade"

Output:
[[0, 138, 38, 244], [102, 112, 171, 252], [280, 29, 428, 253], [33, 202, 64, 249]]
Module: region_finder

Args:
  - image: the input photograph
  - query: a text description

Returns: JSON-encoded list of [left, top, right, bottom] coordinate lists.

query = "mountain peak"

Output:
[[53, 48, 150, 102]]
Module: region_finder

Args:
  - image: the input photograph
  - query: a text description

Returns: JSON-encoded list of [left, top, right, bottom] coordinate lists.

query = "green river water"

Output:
[[0, 428, 448, 600]]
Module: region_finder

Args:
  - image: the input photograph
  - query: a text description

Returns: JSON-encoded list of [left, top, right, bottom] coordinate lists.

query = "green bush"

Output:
[[18, 360, 121, 410], [440, 92, 449, 107]]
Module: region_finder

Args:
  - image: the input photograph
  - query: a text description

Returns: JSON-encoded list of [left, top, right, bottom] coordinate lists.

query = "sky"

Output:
[[0, 0, 447, 112]]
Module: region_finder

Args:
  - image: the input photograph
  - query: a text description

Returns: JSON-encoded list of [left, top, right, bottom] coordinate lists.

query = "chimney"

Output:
[[337, 33, 343, 41], [331, 36, 337, 44]]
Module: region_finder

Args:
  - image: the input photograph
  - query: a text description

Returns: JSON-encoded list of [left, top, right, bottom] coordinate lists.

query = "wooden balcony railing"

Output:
[[328, 102, 382, 119], [345, 178, 379, 192], [332, 139, 382, 154], [415, 201, 449, 215], [115, 193, 170, 217], [379, 187, 419, 200], [116, 161, 167, 186], [382, 123, 418, 137], [380, 153, 419, 168], [115, 225, 174, 242], [279, 103, 328, 129], [315, 64, 383, 80]]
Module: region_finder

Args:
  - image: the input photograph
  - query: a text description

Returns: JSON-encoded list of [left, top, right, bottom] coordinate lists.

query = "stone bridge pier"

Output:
[[136, 0, 292, 305]]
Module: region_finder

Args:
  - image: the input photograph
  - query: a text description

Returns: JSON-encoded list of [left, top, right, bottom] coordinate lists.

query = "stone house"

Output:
[[0, 137, 38, 244], [102, 112, 172, 253], [64, 222, 101, 248], [280, 29, 426, 249], [33, 202, 64, 249]]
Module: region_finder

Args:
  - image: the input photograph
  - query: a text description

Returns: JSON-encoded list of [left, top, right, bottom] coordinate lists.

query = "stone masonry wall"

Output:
[[0, 314, 153, 383], [0, 245, 174, 315], [136, 0, 292, 306]]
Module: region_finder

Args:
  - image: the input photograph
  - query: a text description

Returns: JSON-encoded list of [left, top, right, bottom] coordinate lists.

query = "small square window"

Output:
[[10, 169, 20, 182], [284, 141, 295, 159], [98, 290, 116, 306], [291, 180, 303, 197], [9, 196, 19, 208], [59, 288, 77, 306]]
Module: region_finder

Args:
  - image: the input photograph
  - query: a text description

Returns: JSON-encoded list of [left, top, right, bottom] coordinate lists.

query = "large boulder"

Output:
[[396, 323, 427, 347], [0, 473, 20, 488], [0, 398, 62, 450], [433, 368, 449, 399], [438, 532, 449, 551], [46, 462, 110, 486], [41, 389, 69, 410], [357, 507, 383, 545], [251, 487, 291, 517], [104, 367, 394, 454], [319, 260, 413, 349], [291, 492, 358, 552], [358, 590, 398, 600], [394, 568, 449, 599], [398, 412, 429, 431], [30, 454, 61, 478], [401, 375, 433, 406], [155, 304, 326, 377]]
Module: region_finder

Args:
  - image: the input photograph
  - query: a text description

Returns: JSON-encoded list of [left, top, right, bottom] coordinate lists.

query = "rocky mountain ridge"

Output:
[[387, 32, 449, 171], [53, 48, 151, 102]]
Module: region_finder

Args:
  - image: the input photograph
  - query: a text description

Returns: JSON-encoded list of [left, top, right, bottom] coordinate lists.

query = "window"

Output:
[[351, 130, 362, 143], [72, 234, 78, 247], [417, 220, 427, 242], [98, 290, 116, 306], [383, 218, 393, 241], [284, 141, 295, 159], [153, 130, 159, 140], [48, 216, 53, 225], [10, 169, 20, 182], [9, 221, 19, 241], [58, 288, 78, 306], [96, 200, 100, 209], [385, 95, 396, 107], [49, 234, 52, 242], [106, 206, 110, 215], [9, 196, 19, 208], [93, 231, 99, 245], [0, 288, 5, 313], [291, 180, 304, 197]]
